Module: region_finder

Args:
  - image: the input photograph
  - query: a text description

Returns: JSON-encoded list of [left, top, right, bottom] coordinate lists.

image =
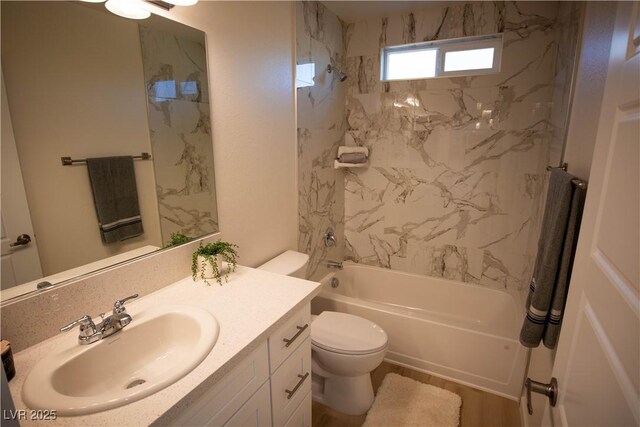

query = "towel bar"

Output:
[[546, 163, 587, 189], [61, 152, 151, 166]]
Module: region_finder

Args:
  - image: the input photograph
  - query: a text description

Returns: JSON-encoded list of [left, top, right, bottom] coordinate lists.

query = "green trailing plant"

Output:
[[166, 232, 192, 248], [191, 240, 239, 285]]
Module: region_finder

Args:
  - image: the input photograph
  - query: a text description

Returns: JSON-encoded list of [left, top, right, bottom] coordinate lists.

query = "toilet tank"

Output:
[[257, 250, 309, 279]]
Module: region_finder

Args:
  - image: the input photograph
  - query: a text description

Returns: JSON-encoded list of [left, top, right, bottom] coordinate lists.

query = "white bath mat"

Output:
[[363, 373, 462, 427]]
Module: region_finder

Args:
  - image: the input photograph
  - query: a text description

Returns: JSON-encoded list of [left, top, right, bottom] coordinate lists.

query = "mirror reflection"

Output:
[[1, 1, 218, 300]]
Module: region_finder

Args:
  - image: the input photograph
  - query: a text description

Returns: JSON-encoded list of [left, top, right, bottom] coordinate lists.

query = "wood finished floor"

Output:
[[312, 362, 521, 427]]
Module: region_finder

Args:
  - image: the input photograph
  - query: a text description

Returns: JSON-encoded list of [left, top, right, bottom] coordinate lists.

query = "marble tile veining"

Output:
[[297, 1, 346, 280], [297, 1, 580, 295], [140, 25, 218, 244]]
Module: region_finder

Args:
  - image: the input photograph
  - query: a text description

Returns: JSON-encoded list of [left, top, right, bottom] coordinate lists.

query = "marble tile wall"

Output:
[[139, 26, 218, 244], [296, 1, 346, 280], [341, 2, 577, 292]]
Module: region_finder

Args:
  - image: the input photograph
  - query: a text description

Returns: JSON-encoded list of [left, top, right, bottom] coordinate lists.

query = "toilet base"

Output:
[[311, 366, 374, 415]]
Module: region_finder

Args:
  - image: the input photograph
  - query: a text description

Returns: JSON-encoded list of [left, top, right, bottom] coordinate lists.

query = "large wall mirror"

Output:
[[1, 1, 218, 301]]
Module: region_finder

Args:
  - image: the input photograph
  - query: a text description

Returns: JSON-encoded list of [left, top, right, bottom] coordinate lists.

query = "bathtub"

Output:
[[313, 262, 528, 400]]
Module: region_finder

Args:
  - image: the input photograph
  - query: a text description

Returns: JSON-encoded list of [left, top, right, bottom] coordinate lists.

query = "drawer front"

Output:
[[270, 337, 312, 426], [170, 342, 269, 427], [223, 381, 272, 427], [283, 392, 312, 427], [268, 304, 311, 373]]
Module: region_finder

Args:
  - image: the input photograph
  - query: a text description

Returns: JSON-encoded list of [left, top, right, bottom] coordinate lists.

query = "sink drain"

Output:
[[126, 379, 146, 389]]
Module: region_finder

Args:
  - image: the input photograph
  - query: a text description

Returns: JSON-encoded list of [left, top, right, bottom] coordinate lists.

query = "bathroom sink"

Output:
[[22, 305, 219, 416]]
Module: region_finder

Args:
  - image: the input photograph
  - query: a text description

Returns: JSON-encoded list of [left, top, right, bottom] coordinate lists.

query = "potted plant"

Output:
[[166, 232, 192, 247], [192, 240, 239, 285]]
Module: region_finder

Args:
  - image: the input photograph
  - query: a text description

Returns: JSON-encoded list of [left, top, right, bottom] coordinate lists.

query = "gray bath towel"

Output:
[[86, 156, 144, 244], [520, 169, 586, 349]]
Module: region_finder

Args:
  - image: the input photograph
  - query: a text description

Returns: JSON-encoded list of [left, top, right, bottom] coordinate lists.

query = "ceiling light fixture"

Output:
[[105, 0, 151, 19]]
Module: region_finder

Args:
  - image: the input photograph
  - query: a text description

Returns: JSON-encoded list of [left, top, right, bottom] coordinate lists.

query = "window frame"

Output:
[[380, 33, 503, 81]]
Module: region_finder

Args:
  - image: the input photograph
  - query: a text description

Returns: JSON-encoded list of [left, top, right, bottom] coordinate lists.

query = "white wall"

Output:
[[520, 3, 617, 426], [156, 1, 298, 267], [1, 2, 163, 276], [562, 2, 618, 182]]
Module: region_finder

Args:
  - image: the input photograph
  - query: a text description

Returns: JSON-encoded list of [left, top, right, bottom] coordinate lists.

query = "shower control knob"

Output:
[[323, 228, 337, 247]]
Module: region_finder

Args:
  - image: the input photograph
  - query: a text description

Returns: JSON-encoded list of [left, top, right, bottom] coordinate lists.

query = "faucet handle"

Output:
[[113, 294, 139, 314], [60, 315, 97, 336]]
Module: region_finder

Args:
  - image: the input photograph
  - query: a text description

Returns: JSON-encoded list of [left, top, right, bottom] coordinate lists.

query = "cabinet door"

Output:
[[168, 342, 269, 427], [283, 392, 312, 427], [270, 337, 312, 426], [224, 381, 272, 427]]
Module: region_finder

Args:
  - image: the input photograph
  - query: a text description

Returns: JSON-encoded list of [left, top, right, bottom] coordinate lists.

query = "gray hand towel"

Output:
[[543, 185, 586, 348], [520, 168, 586, 349], [338, 152, 367, 164], [86, 156, 144, 244]]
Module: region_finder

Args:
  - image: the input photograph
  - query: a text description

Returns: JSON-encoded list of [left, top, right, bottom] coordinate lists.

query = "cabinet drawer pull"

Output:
[[285, 372, 309, 400], [282, 324, 308, 348]]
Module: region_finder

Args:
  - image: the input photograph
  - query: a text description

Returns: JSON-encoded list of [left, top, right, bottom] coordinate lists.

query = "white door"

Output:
[[1, 71, 43, 289], [543, 2, 640, 426]]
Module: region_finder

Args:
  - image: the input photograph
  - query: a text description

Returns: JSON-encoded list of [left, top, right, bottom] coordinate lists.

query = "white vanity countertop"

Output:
[[7, 266, 322, 426]]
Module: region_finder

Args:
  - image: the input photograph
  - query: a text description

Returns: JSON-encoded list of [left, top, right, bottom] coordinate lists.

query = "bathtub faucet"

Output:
[[327, 260, 343, 270]]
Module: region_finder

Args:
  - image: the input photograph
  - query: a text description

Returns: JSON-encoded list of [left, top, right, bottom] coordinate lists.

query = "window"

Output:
[[385, 48, 437, 80], [153, 80, 176, 102], [381, 34, 503, 81], [296, 63, 315, 88], [179, 81, 198, 96]]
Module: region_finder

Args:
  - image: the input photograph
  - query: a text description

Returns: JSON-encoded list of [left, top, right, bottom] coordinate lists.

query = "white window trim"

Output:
[[380, 33, 503, 81]]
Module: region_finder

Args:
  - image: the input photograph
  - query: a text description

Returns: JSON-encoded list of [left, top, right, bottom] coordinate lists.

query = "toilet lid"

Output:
[[311, 311, 388, 355]]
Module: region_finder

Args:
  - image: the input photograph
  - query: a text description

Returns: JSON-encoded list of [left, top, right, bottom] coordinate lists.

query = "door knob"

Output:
[[525, 377, 558, 415], [9, 234, 31, 247]]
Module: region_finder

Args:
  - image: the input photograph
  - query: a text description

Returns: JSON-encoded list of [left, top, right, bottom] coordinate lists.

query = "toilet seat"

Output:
[[311, 311, 387, 355]]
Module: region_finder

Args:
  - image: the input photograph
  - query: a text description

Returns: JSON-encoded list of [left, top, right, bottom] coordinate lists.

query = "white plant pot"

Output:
[[197, 255, 224, 280]]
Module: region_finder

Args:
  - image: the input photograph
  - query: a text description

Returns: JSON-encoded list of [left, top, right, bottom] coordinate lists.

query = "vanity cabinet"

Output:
[[168, 304, 312, 427], [270, 337, 311, 426]]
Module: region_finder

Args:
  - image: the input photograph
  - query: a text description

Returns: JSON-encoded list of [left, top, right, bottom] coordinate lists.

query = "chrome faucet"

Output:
[[61, 294, 138, 345], [327, 260, 343, 270]]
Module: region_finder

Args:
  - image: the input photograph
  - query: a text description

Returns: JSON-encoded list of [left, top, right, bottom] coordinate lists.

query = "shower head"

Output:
[[327, 64, 348, 82]]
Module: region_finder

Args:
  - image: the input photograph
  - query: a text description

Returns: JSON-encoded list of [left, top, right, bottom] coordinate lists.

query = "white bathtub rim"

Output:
[[320, 261, 525, 341], [317, 289, 520, 341], [337, 261, 525, 306], [320, 265, 525, 327]]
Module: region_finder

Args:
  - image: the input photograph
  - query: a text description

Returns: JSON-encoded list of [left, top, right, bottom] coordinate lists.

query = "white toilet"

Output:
[[258, 251, 388, 416]]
